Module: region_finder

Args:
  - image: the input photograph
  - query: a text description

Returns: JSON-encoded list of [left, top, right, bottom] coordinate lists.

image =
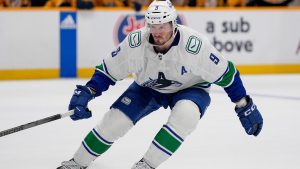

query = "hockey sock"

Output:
[[73, 128, 114, 166], [143, 124, 184, 168]]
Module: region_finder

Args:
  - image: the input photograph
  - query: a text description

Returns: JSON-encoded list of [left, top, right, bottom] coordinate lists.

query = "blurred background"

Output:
[[0, 0, 299, 80], [0, 0, 300, 8], [0, 1, 300, 169]]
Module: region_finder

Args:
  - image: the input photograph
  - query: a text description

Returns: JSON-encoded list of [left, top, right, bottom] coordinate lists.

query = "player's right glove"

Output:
[[69, 85, 95, 121], [235, 95, 263, 136]]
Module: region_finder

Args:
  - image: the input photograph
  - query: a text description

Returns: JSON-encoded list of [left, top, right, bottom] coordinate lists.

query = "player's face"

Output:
[[149, 23, 173, 45]]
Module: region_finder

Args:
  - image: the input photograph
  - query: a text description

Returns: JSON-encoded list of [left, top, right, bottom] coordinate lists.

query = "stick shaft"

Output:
[[0, 111, 73, 137]]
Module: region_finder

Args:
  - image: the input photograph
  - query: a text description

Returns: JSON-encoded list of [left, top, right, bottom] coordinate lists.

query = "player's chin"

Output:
[[154, 40, 164, 45]]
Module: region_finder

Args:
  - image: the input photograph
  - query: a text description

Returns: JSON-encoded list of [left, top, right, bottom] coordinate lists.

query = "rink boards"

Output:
[[0, 8, 299, 80]]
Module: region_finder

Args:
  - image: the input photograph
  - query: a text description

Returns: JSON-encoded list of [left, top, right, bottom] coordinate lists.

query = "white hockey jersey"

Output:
[[100, 25, 235, 94]]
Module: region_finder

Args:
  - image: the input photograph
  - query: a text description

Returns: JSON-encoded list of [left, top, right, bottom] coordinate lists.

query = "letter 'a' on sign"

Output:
[[185, 36, 202, 55]]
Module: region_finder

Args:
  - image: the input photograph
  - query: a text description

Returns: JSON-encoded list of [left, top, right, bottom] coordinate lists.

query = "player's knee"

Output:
[[95, 108, 134, 142], [167, 100, 200, 139]]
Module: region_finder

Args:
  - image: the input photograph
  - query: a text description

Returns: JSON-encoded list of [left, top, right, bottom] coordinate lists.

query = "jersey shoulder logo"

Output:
[[185, 36, 202, 55], [128, 31, 141, 48]]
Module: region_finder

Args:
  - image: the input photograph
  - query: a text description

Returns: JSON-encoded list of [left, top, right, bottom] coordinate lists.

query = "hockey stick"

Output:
[[0, 110, 74, 137]]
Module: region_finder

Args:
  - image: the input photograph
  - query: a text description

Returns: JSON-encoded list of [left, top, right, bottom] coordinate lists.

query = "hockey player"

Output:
[[57, 0, 263, 168]]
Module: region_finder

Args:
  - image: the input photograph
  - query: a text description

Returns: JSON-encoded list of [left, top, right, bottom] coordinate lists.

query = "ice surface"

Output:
[[0, 74, 299, 169]]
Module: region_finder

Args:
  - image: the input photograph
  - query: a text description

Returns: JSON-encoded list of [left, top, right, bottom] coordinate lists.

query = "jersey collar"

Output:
[[152, 30, 180, 54]]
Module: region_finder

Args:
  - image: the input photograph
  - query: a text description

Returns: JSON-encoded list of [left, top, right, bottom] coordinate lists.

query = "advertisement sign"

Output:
[[183, 10, 300, 64], [0, 9, 299, 80], [60, 12, 77, 77]]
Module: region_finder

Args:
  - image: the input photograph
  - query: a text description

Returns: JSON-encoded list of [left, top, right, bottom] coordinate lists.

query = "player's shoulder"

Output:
[[178, 25, 210, 55], [126, 27, 148, 48]]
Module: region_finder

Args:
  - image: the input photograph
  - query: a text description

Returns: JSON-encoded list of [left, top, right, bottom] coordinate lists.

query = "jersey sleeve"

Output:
[[193, 37, 247, 102], [86, 68, 116, 97], [103, 30, 143, 81], [193, 37, 228, 83]]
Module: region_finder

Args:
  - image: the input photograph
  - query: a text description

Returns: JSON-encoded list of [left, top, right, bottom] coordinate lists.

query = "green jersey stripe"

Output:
[[214, 61, 236, 87], [163, 125, 183, 143], [193, 82, 211, 88], [82, 141, 101, 156], [83, 130, 112, 155], [154, 127, 182, 153], [91, 129, 113, 146], [153, 140, 173, 155], [95, 64, 117, 82]]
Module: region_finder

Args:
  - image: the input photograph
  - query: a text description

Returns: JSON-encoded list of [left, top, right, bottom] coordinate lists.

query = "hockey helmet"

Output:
[[145, 0, 178, 30]]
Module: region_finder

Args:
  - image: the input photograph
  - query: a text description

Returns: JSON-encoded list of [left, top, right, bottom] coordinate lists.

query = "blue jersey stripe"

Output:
[[82, 141, 99, 157], [92, 128, 114, 145], [152, 141, 172, 156], [163, 125, 184, 142]]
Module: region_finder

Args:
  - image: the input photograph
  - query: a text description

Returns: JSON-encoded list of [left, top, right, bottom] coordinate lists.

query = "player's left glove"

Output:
[[235, 95, 263, 136]]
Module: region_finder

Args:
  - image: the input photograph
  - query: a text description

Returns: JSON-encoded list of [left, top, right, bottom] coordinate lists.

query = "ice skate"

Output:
[[57, 159, 87, 169], [131, 158, 155, 169]]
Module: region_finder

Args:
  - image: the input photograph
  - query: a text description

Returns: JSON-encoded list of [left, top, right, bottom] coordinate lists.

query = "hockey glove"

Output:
[[69, 85, 95, 121], [235, 96, 263, 136]]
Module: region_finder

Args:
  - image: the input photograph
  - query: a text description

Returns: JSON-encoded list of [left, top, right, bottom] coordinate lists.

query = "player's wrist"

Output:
[[87, 86, 96, 96], [235, 96, 247, 108]]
